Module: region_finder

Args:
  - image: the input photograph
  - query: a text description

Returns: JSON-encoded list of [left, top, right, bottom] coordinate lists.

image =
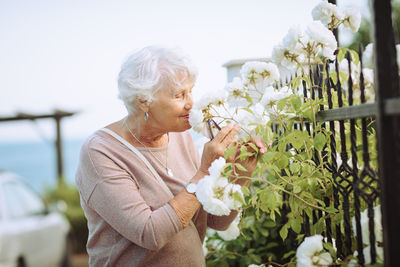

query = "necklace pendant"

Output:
[[167, 168, 174, 177]]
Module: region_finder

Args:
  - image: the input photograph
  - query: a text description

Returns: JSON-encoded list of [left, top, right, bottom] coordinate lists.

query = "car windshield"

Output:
[[3, 180, 45, 219]]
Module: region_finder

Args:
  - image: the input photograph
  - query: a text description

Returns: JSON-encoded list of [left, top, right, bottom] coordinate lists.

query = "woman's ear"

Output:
[[136, 96, 149, 113]]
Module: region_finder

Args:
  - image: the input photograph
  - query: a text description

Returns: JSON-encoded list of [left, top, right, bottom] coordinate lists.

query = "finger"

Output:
[[252, 137, 263, 148], [221, 125, 241, 147], [254, 137, 269, 153], [212, 124, 234, 143]]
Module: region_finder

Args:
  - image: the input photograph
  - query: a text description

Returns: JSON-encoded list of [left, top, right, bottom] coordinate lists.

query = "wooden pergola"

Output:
[[0, 110, 77, 185]]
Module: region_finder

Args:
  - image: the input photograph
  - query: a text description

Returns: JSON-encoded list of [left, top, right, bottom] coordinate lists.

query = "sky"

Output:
[[0, 0, 365, 142]]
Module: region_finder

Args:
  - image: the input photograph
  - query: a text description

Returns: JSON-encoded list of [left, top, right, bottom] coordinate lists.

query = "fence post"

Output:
[[371, 0, 400, 265]]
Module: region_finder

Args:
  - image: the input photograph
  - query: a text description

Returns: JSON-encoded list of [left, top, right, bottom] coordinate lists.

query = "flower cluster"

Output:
[[216, 211, 241, 241], [272, 0, 361, 72], [333, 54, 375, 102], [351, 205, 384, 264], [240, 61, 280, 89], [363, 42, 400, 74], [296, 235, 333, 267], [272, 21, 337, 71], [312, 0, 361, 32], [199, 1, 382, 266], [195, 158, 244, 216], [190, 60, 287, 137], [332, 42, 400, 103]]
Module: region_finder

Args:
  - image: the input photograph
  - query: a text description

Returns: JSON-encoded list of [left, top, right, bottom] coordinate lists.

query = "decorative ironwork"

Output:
[[274, 48, 385, 265]]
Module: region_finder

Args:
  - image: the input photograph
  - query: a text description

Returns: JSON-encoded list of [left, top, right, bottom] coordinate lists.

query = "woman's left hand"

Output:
[[228, 136, 268, 186]]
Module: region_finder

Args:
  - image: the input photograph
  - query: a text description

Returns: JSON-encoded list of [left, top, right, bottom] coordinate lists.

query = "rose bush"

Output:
[[190, 1, 383, 266]]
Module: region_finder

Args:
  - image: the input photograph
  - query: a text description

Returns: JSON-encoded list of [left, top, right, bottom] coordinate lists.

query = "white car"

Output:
[[0, 171, 71, 267]]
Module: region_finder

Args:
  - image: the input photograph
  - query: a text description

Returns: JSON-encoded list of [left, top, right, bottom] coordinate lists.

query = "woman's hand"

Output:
[[198, 124, 241, 177], [230, 136, 268, 186]]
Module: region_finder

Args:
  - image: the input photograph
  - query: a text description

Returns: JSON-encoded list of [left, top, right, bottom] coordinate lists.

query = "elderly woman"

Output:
[[75, 46, 266, 266]]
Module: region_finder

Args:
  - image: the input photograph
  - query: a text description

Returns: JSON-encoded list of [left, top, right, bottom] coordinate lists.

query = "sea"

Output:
[[0, 132, 207, 195], [0, 138, 85, 194]]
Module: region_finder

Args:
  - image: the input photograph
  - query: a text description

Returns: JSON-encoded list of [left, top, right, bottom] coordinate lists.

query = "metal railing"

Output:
[[279, 1, 400, 265]]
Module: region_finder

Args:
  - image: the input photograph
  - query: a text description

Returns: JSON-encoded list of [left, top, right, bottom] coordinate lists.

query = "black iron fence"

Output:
[[279, 1, 400, 265], [289, 50, 381, 264]]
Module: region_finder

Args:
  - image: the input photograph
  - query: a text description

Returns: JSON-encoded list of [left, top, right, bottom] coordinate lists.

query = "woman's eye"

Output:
[[175, 93, 184, 98]]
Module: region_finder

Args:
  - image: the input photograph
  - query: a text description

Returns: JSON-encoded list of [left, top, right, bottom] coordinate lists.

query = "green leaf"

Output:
[[224, 145, 236, 159], [242, 107, 254, 115], [313, 132, 326, 151], [241, 186, 250, 196], [293, 185, 301, 194], [247, 142, 258, 152], [290, 218, 302, 234], [245, 93, 253, 105], [314, 217, 325, 234], [339, 71, 348, 84], [265, 242, 278, 249], [304, 107, 314, 121], [290, 76, 302, 90], [263, 151, 277, 162], [325, 206, 338, 214], [235, 163, 248, 172], [259, 188, 282, 211], [289, 162, 300, 173], [350, 49, 360, 66], [264, 220, 276, 228], [270, 209, 276, 221], [338, 48, 346, 62], [290, 96, 302, 112], [258, 228, 269, 237], [290, 131, 305, 151], [277, 97, 288, 111], [330, 71, 338, 85], [282, 251, 296, 260], [276, 154, 289, 169], [279, 224, 288, 240], [233, 191, 246, 205], [323, 242, 337, 259]]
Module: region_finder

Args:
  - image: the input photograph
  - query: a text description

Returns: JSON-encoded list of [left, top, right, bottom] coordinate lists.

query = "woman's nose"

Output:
[[185, 94, 193, 110]]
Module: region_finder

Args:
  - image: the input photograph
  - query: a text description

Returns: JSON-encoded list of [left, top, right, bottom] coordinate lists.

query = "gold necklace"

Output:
[[123, 119, 174, 177]]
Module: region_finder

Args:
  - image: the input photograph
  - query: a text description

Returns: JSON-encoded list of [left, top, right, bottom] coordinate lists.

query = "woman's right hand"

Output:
[[198, 124, 241, 176]]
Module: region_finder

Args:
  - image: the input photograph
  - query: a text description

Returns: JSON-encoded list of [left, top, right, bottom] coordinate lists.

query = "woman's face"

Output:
[[147, 81, 194, 133]]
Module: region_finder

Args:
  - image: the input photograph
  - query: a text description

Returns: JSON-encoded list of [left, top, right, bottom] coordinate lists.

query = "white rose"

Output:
[[312, 0, 344, 28], [352, 205, 382, 249], [196, 175, 231, 216], [233, 104, 269, 133], [305, 21, 337, 60], [261, 86, 292, 111], [217, 213, 241, 241], [272, 44, 301, 71], [225, 77, 248, 107], [362, 68, 375, 101], [352, 244, 384, 265], [362, 43, 374, 69], [296, 235, 333, 267], [195, 89, 228, 111], [189, 108, 210, 138], [209, 157, 226, 178], [343, 8, 361, 32], [223, 183, 244, 210], [240, 61, 280, 88], [283, 25, 304, 50]]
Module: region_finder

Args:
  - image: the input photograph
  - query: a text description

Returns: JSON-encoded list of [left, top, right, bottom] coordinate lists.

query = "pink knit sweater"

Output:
[[75, 130, 237, 266]]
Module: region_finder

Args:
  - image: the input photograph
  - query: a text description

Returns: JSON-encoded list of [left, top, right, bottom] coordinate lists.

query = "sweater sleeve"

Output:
[[183, 132, 240, 231], [79, 140, 183, 251], [207, 211, 238, 231]]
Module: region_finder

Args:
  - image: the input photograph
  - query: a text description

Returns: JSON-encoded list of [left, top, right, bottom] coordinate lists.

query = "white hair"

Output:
[[118, 46, 198, 115]]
